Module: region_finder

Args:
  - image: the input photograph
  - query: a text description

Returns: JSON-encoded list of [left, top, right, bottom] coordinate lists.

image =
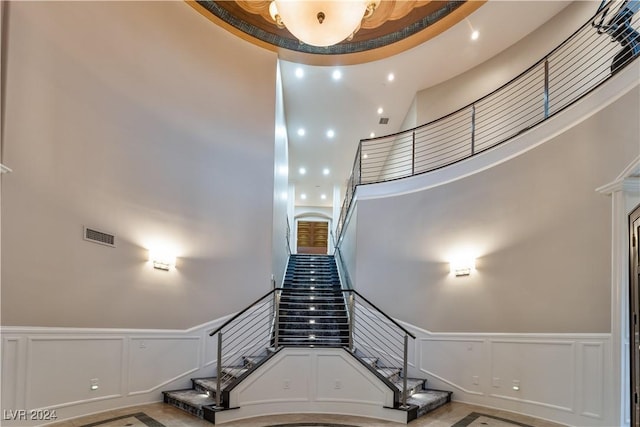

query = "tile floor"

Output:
[[48, 402, 566, 427]]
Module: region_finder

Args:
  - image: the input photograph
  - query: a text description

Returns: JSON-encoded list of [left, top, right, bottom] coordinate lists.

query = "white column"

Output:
[[598, 164, 640, 427]]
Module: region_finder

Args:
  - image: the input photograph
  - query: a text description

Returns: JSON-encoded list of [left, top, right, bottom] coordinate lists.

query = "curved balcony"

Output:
[[336, 0, 640, 238]]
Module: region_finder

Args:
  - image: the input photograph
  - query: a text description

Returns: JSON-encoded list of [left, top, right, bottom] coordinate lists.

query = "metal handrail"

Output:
[[210, 282, 416, 408], [335, 0, 640, 241]]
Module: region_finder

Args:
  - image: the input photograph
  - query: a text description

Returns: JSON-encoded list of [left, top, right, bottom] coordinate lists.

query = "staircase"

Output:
[[162, 254, 452, 423], [278, 254, 349, 346]]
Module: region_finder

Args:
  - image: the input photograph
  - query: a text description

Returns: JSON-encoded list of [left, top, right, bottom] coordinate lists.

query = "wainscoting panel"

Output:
[[402, 321, 612, 427], [580, 342, 605, 419], [490, 340, 574, 411], [418, 338, 485, 395], [26, 337, 125, 410], [128, 337, 200, 395], [1, 338, 21, 411], [1, 320, 226, 426]]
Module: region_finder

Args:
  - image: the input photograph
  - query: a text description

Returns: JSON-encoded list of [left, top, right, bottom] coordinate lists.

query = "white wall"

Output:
[[272, 63, 290, 285], [350, 86, 639, 334], [415, 1, 596, 123], [1, 1, 278, 329]]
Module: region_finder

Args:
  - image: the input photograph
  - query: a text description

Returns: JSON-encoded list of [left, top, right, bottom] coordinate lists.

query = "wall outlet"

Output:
[[90, 378, 99, 390], [334, 380, 342, 389], [472, 376, 479, 385], [283, 379, 290, 390], [492, 377, 501, 388]]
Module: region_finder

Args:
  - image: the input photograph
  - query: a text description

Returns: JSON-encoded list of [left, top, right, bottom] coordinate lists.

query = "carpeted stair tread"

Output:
[[221, 367, 247, 377], [406, 389, 453, 418], [391, 377, 426, 392], [163, 389, 215, 418], [377, 367, 401, 378]]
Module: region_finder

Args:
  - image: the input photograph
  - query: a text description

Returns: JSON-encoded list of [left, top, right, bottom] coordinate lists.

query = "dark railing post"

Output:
[[348, 293, 355, 351], [216, 332, 222, 408], [274, 292, 281, 348], [544, 58, 550, 118], [358, 142, 362, 185], [402, 333, 409, 408], [411, 131, 416, 175], [471, 104, 476, 155]]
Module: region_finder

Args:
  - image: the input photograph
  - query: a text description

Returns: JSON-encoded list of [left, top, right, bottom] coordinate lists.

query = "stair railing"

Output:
[[335, 1, 640, 243], [344, 288, 416, 409], [208, 288, 282, 408], [331, 236, 414, 407]]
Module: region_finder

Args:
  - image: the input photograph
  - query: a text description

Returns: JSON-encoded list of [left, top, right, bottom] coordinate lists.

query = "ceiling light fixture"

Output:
[[332, 69, 342, 80], [301, 193, 307, 200], [377, 107, 384, 115], [326, 129, 335, 138], [299, 167, 307, 175], [369, 132, 375, 138], [323, 168, 330, 175], [387, 73, 395, 82], [295, 67, 304, 78], [297, 128, 305, 136], [321, 194, 327, 200], [269, 1, 380, 47]]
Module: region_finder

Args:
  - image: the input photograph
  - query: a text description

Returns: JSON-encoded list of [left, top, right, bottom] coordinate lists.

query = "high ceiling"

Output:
[[196, 1, 578, 211]]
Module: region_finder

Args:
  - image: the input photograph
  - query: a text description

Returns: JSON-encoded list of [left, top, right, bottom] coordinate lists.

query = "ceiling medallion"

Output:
[[192, 0, 483, 63]]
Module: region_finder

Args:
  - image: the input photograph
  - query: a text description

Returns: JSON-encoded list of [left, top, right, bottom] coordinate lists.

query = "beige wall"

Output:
[[1, 2, 278, 328], [349, 87, 639, 334]]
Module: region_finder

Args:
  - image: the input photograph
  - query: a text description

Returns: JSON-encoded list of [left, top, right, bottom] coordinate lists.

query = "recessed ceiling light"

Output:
[[321, 194, 327, 200], [363, 153, 369, 159], [369, 132, 375, 138], [299, 167, 306, 175], [301, 193, 307, 200], [377, 107, 384, 115], [471, 30, 479, 41], [295, 67, 304, 78], [387, 73, 395, 82], [322, 168, 330, 175], [297, 128, 305, 136], [326, 129, 335, 138], [332, 70, 342, 80]]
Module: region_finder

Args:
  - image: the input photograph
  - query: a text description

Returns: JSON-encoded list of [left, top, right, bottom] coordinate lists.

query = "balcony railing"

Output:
[[336, 0, 640, 239]]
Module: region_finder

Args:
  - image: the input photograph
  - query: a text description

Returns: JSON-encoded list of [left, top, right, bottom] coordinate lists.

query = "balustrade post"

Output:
[[274, 292, 281, 348], [348, 293, 355, 351], [544, 58, 550, 118], [471, 104, 476, 155], [216, 332, 222, 408], [411, 131, 416, 175], [402, 334, 409, 408]]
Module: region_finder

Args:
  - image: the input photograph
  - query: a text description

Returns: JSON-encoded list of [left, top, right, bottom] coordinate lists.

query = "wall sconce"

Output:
[[149, 249, 176, 271], [450, 256, 475, 277]]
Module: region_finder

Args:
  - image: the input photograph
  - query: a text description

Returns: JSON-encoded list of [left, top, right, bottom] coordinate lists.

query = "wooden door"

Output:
[[296, 221, 328, 254]]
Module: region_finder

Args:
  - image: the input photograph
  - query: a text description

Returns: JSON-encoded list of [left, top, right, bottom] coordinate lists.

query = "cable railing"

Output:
[[336, 0, 640, 239], [208, 284, 417, 409]]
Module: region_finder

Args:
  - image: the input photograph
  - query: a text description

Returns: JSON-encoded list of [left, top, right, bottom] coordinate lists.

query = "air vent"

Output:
[[379, 117, 389, 125], [83, 227, 116, 247]]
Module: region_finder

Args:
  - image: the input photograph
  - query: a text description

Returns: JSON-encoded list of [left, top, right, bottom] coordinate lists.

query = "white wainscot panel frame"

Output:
[[400, 320, 612, 427]]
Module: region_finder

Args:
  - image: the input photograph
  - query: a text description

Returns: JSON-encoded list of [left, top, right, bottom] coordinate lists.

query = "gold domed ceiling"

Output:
[[188, 1, 485, 64]]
